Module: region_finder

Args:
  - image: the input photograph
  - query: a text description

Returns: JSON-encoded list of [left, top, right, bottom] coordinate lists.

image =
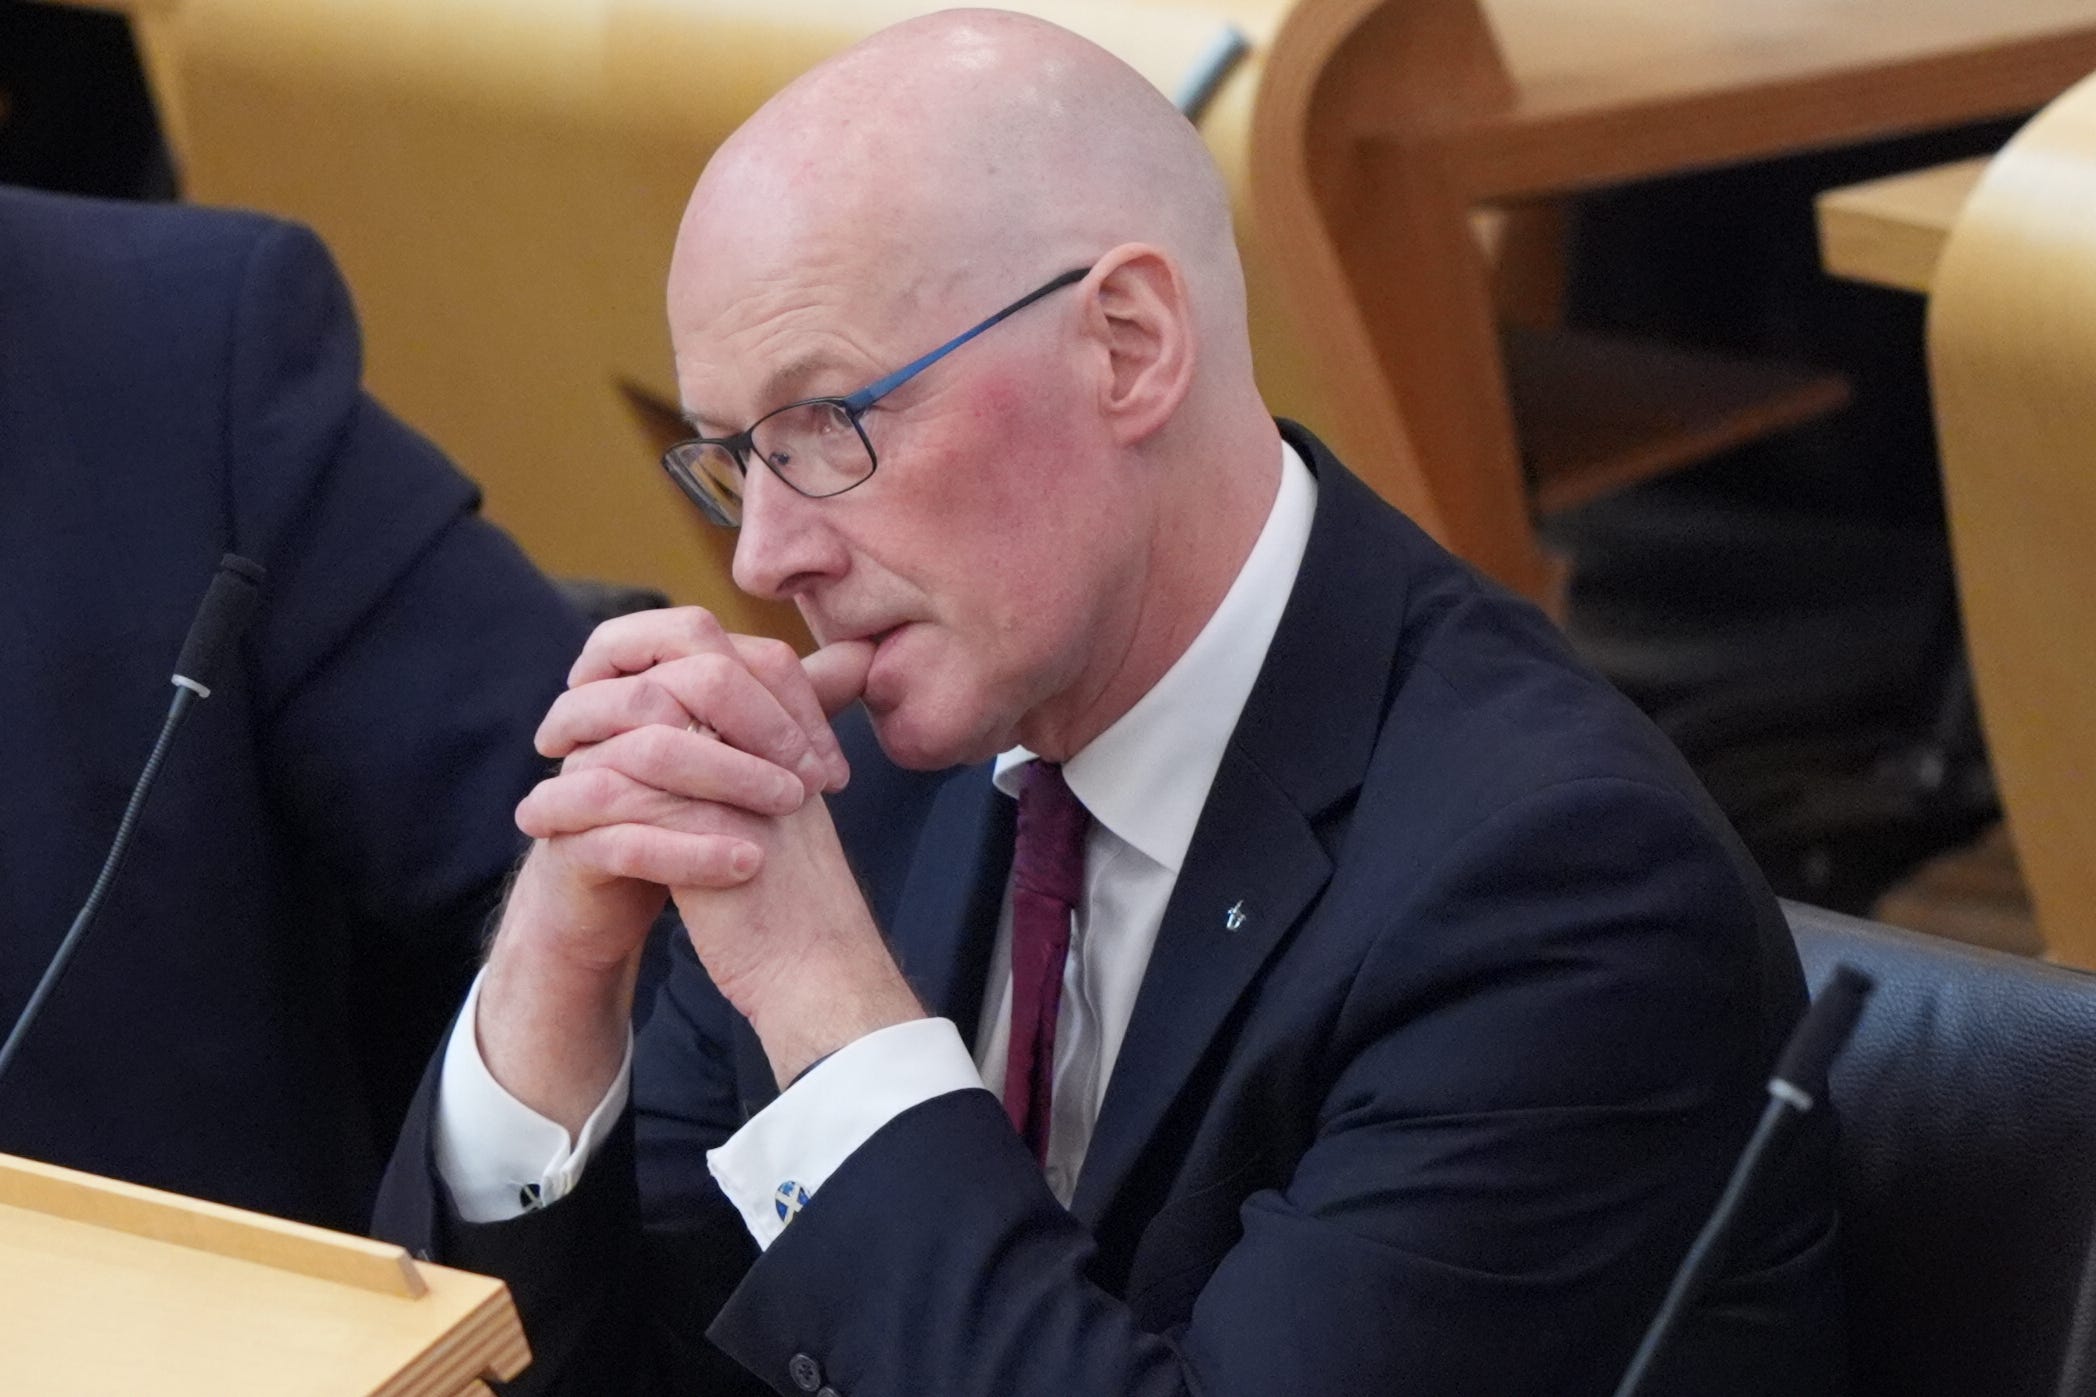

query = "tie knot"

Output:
[[1014, 760, 1089, 908]]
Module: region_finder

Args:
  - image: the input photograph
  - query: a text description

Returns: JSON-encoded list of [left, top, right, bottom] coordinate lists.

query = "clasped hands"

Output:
[[481, 608, 925, 1130]]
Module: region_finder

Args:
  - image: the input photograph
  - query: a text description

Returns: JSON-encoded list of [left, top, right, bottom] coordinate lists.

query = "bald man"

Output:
[[376, 12, 1842, 1395]]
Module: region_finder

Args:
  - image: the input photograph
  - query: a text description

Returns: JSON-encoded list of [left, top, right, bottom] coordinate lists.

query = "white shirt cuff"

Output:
[[432, 967, 634, 1223], [706, 1017, 986, 1250]]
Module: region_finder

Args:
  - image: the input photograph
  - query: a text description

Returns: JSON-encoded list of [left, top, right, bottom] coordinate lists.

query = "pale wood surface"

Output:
[[1242, 0, 2096, 598], [0, 1153, 528, 1395], [1818, 158, 1989, 294], [0, 1153, 424, 1299], [1927, 68, 2096, 969], [1459, 0, 2096, 197]]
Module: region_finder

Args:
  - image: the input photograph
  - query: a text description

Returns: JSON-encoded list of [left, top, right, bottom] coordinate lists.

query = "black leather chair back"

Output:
[[1786, 902, 2096, 1397]]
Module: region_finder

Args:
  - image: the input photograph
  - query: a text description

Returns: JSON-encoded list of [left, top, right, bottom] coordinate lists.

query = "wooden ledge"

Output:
[[1507, 325, 1853, 514], [1818, 157, 1990, 294]]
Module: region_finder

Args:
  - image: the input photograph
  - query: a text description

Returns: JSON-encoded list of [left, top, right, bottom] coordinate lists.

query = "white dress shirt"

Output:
[[435, 442, 1317, 1242]]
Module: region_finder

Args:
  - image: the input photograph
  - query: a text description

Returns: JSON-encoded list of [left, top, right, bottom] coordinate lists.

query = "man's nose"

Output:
[[731, 463, 842, 601]]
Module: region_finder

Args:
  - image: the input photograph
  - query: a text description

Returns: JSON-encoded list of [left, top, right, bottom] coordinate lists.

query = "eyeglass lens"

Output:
[[674, 399, 872, 525]]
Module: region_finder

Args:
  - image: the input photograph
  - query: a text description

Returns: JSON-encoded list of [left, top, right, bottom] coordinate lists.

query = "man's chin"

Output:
[[865, 702, 1009, 772]]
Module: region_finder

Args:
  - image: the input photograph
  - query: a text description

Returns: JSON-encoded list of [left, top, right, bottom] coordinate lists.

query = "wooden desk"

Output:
[[1817, 158, 1987, 294], [1251, 0, 2096, 595], [1463, 0, 2096, 197]]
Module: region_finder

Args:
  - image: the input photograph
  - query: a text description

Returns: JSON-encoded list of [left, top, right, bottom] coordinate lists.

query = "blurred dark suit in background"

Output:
[[0, 183, 588, 1230]]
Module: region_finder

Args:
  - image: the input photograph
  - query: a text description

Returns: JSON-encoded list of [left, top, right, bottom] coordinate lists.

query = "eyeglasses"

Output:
[[660, 266, 1092, 527]]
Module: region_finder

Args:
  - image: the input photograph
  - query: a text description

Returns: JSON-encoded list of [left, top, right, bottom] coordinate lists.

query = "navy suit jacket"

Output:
[[0, 186, 588, 1231], [377, 423, 1843, 1394]]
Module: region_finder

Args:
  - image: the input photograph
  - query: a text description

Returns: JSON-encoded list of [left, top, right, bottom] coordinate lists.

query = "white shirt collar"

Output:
[[993, 440, 1317, 873]]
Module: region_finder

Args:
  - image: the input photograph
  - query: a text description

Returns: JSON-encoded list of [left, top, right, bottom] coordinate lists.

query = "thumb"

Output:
[[802, 638, 876, 719]]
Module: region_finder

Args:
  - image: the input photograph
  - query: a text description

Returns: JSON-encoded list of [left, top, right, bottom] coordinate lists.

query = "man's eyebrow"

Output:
[[682, 355, 852, 437], [680, 406, 733, 437]]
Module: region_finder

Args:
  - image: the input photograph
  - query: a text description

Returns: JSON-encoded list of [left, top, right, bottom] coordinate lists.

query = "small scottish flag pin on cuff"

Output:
[[775, 1179, 811, 1224]]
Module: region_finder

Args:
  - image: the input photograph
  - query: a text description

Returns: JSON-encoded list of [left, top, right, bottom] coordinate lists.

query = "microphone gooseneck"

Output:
[[1611, 965, 1875, 1397], [0, 555, 267, 1090]]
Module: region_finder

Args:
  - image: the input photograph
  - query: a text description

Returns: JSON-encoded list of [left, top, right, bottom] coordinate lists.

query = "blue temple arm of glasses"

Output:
[[843, 266, 1091, 412]]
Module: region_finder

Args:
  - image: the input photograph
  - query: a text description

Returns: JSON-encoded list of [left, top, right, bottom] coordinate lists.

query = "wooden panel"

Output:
[[1491, 0, 2095, 122], [1456, 0, 2096, 198], [1818, 157, 1988, 294], [1928, 69, 2096, 967], [1506, 327, 1852, 514]]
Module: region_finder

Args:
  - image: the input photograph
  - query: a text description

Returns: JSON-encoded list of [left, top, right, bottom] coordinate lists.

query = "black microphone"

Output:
[[1611, 964, 1876, 1397], [174, 552, 266, 697], [0, 554, 267, 1089]]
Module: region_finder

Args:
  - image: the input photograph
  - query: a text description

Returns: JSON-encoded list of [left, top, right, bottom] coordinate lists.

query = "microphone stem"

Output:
[[0, 684, 197, 1086], [1613, 1093, 1790, 1397]]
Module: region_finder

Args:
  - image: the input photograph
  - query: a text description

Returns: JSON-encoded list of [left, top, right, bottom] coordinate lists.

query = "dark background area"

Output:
[[1554, 118, 2023, 912], [0, 1, 173, 199]]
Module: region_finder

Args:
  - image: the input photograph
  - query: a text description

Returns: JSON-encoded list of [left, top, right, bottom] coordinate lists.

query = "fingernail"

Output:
[[797, 750, 828, 789], [730, 845, 760, 879], [776, 772, 806, 810]]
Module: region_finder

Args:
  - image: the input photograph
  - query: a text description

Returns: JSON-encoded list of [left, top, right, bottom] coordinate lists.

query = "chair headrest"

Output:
[[1782, 901, 2096, 1397]]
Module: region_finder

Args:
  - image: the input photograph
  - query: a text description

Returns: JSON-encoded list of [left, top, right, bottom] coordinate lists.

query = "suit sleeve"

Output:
[[700, 776, 1828, 1396]]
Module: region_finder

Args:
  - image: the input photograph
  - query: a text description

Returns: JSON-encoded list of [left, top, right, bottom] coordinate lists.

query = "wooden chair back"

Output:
[[1927, 68, 2096, 967]]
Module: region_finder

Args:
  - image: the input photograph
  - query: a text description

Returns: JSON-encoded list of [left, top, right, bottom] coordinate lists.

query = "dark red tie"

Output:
[[1003, 760, 1089, 1163]]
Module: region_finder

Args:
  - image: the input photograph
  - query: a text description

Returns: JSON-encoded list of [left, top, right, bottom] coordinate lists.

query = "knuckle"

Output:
[[591, 830, 641, 881], [572, 620, 627, 681], [676, 607, 725, 646], [694, 650, 737, 685], [621, 677, 673, 727], [573, 765, 626, 805], [747, 636, 798, 679], [632, 722, 682, 769], [680, 652, 741, 707], [597, 826, 654, 881]]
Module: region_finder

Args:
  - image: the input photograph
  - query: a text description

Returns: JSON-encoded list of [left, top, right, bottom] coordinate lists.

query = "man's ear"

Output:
[[1085, 245, 1196, 446]]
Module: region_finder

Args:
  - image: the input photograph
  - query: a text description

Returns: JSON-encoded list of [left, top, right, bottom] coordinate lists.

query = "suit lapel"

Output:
[[1068, 746, 1330, 1228], [1070, 425, 1417, 1231]]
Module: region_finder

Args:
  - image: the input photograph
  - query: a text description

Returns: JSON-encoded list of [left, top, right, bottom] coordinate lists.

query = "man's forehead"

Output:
[[670, 262, 933, 431], [677, 349, 854, 435]]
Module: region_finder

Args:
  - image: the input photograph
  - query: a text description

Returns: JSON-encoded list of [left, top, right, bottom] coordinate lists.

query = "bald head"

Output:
[[673, 9, 1254, 390]]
